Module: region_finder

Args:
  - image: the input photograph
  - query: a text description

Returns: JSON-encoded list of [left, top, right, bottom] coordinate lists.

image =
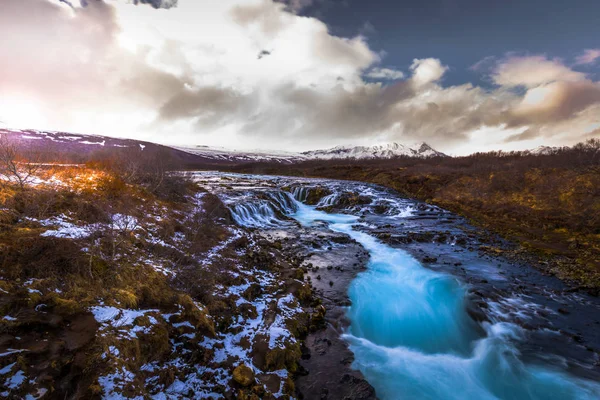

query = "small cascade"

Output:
[[266, 191, 298, 215], [317, 193, 338, 208], [229, 190, 297, 228], [230, 202, 281, 228], [291, 186, 309, 202], [373, 199, 415, 218]]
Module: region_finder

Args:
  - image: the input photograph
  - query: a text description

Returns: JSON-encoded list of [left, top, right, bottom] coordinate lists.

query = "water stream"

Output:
[[199, 172, 600, 400], [290, 200, 600, 400]]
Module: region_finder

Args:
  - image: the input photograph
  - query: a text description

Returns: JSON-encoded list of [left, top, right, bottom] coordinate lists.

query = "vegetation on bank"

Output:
[[231, 139, 600, 292], [0, 139, 316, 398]]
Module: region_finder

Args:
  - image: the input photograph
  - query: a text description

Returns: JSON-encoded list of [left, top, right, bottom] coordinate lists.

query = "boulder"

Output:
[[233, 364, 255, 387]]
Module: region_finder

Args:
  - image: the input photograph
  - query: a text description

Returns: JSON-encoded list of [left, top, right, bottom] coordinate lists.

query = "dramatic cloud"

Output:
[[0, 0, 598, 154], [508, 80, 600, 125], [492, 55, 586, 87], [575, 49, 600, 66]]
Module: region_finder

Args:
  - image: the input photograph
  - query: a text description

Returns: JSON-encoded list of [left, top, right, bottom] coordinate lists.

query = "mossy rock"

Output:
[[295, 283, 312, 304], [305, 187, 332, 205], [113, 289, 138, 308], [178, 294, 215, 336], [139, 323, 171, 363], [53, 297, 83, 316], [233, 364, 255, 387], [265, 342, 301, 372]]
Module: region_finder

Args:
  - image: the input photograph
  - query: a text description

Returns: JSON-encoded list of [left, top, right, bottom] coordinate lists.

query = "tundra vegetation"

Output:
[[0, 137, 315, 399]]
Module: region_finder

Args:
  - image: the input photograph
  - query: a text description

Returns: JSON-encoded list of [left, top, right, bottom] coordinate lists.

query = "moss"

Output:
[[178, 294, 215, 337], [53, 297, 83, 316], [295, 283, 312, 305], [139, 323, 171, 363], [285, 312, 309, 338], [304, 187, 332, 205], [309, 305, 327, 332], [88, 384, 102, 395], [265, 342, 301, 372], [283, 377, 295, 396], [232, 364, 255, 386], [293, 268, 304, 280]]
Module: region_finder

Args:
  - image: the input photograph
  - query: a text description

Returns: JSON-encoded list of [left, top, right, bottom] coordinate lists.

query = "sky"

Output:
[[0, 0, 599, 155]]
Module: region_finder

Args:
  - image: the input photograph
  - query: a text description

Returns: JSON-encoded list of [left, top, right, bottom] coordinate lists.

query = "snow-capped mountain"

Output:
[[526, 145, 560, 155], [174, 145, 304, 163], [301, 142, 446, 159], [176, 142, 446, 162], [2, 128, 447, 164], [0, 128, 146, 149]]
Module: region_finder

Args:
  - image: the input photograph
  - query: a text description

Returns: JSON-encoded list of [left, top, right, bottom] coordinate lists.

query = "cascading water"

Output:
[[228, 191, 297, 228], [291, 186, 309, 202], [316, 193, 339, 207], [289, 199, 600, 400], [266, 191, 297, 215]]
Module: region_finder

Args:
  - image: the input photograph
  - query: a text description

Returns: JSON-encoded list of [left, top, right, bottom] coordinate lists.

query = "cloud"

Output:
[[575, 49, 600, 66], [157, 86, 255, 127], [276, 0, 314, 12], [508, 80, 600, 125], [0, 0, 192, 134], [478, 55, 600, 145], [231, 0, 287, 36], [1, 0, 599, 155], [366, 67, 404, 80], [492, 55, 586, 87], [410, 58, 448, 86]]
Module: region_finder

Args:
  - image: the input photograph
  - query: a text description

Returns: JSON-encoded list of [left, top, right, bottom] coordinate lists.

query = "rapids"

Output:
[[291, 200, 600, 400]]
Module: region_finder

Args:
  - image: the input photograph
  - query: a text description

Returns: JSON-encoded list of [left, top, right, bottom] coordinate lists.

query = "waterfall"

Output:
[[266, 191, 297, 214], [291, 186, 309, 202], [229, 191, 297, 228], [317, 193, 338, 207]]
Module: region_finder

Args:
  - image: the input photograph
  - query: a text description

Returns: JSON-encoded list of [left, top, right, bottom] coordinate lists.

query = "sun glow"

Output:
[[0, 95, 46, 129]]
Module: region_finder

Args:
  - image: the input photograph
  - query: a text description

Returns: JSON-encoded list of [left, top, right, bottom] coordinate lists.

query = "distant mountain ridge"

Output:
[[175, 141, 447, 162], [301, 142, 446, 159], [3, 127, 573, 164], [526, 145, 560, 155]]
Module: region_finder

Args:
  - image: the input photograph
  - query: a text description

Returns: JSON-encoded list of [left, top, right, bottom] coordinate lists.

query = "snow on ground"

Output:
[[1, 174, 307, 399], [37, 215, 98, 239]]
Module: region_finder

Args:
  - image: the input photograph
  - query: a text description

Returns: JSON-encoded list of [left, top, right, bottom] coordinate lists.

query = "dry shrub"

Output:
[[0, 236, 85, 279], [96, 174, 129, 200]]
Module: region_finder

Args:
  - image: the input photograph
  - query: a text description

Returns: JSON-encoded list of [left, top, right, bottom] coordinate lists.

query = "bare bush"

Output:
[[0, 134, 41, 189]]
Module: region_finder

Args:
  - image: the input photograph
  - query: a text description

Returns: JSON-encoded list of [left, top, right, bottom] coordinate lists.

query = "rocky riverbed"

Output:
[[196, 171, 600, 399]]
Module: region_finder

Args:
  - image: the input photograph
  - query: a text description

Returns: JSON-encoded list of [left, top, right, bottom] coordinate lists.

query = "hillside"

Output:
[[0, 162, 317, 398], [1, 129, 447, 166], [0, 129, 241, 168]]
